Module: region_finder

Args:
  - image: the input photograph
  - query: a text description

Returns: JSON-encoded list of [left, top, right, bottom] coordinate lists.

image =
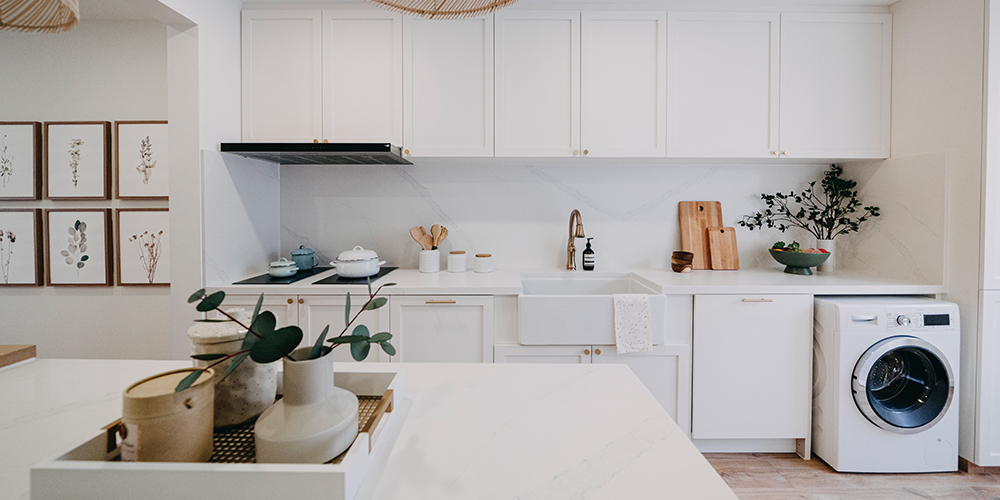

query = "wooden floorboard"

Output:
[[704, 453, 1000, 500]]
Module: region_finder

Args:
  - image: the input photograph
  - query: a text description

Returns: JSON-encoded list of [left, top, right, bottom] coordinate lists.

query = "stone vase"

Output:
[[817, 239, 835, 273], [254, 346, 359, 463]]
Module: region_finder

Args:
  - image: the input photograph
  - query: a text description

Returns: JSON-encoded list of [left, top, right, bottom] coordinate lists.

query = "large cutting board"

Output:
[[678, 201, 723, 270], [707, 227, 740, 270]]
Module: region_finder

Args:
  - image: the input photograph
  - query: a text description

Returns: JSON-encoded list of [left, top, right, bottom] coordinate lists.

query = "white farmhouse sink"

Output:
[[518, 272, 667, 345]]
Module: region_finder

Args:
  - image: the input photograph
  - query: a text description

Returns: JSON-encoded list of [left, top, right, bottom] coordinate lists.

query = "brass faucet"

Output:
[[566, 209, 586, 270]]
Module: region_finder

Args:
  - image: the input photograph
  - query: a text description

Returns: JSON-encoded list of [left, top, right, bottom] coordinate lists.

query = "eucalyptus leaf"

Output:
[[188, 288, 207, 303], [351, 340, 371, 361], [380, 342, 396, 356], [64, 257, 73, 265], [251, 293, 264, 324], [193, 318, 227, 323], [76, 262, 85, 269], [310, 325, 330, 360], [363, 297, 387, 311], [352, 324, 370, 338], [79, 222, 87, 232], [369, 332, 392, 343], [250, 325, 303, 363], [67, 227, 75, 236], [80, 255, 88, 261], [196, 291, 226, 312], [327, 335, 368, 344], [382, 283, 397, 287], [60, 250, 69, 257], [367, 276, 372, 297], [344, 292, 351, 329], [191, 353, 227, 361], [243, 311, 276, 349], [174, 369, 204, 392], [219, 351, 250, 384], [73, 220, 80, 231], [79, 244, 87, 252]]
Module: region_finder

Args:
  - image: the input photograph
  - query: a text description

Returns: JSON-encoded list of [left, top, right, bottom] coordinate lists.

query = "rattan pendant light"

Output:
[[0, 0, 79, 33], [364, 0, 519, 19]]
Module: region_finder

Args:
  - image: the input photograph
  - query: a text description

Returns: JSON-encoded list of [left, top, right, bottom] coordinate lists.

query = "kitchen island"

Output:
[[0, 358, 736, 500]]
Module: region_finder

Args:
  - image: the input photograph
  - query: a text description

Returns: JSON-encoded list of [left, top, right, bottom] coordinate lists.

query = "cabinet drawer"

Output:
[[391, 296, 494, 363]]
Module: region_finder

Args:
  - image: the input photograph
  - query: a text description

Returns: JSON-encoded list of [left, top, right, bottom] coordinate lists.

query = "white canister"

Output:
[[188, 308, 277, 428], [474, 253, 493, 273], [419, 249, 440, 273], [448, 251, 467, 273], [121, 368, 215, 462]]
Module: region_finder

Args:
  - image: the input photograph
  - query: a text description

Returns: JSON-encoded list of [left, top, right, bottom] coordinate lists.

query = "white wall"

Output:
[[888, 0, 986, 462], [0, 20, 172, 359]]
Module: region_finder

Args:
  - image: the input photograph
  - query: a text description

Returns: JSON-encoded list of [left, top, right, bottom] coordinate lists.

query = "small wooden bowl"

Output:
[[671, 251, 694, 273]]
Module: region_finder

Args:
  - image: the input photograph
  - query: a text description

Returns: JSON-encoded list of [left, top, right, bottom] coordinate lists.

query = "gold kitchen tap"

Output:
[[567, 209, 586, 270]]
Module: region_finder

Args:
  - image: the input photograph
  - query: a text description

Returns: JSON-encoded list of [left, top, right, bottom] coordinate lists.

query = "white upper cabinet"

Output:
[[322, 11, 402, 145], [780, 13, 892, 158], [667, 12, 779, 158], [582, 12, 666, 158], [242, 10, 323, 143], [403, 16, 494, 157], [495, 11, 580, 157]]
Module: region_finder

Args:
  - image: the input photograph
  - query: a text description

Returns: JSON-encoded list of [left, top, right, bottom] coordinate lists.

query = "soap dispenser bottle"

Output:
[[582, 238, 595, 271]]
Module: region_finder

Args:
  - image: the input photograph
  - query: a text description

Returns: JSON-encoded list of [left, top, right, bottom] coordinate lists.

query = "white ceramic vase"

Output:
[[254, 347, 359, 464], [817, 239, 835, 272]]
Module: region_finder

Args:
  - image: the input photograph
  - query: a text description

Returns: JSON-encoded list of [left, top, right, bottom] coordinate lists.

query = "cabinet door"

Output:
[[978, 291, 1000, 465], [780, 13, 891, 158], [495, 11, 579, 157], [692, 294, 812, 439], [582, 11, 666, 158], [213, 294, 299, 329], [667, 12, 779, 158], [403, 16, 494, 157], [493, 345, 592, 364], [592, 345, 691, 433], [241, 10, 323, 143], [323, 10, 402, 145], [390, 296, 494, 363], [297, 295, 391, 363]]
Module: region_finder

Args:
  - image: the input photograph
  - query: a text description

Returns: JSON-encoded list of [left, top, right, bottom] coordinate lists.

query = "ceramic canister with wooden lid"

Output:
[[474, 253, 493, 273], [448, 250, 467, 273], [120, 368, 215, 462]]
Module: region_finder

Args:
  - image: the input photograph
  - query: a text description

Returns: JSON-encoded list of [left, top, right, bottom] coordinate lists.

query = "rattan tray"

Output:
[[30, 369, 405, 500]]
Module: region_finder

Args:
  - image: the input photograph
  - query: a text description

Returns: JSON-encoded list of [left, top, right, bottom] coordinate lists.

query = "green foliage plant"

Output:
[[176, 278, 396, 392], [739, 165, 881, 240]]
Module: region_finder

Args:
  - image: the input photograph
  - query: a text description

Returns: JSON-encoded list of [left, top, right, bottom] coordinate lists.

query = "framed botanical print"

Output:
[[44, 121, 111, 200], [44, 209, 112, 286], [0, 209, 42, 286], [115, 209, 170, 286], [0, 122, 42, 200], [115, 121, 168, 200]]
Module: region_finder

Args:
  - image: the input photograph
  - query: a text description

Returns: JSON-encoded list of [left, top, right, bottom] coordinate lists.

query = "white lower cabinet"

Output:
[[494, 344, 691, 432], [213, 294, 299, 330], [692, 294, 812, 441], [389, 296, 494, 363]]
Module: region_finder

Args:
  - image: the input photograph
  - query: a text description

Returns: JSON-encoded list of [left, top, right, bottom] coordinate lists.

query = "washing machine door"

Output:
[[852, 336, 954, 434]]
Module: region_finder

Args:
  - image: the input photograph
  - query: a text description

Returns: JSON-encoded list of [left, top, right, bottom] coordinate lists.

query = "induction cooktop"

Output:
[[313, 267, 397, 285], [233, 267, 333, 285]]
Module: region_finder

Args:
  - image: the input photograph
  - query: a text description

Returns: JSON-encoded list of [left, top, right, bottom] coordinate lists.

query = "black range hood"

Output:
[[220, 143, 412, 165]]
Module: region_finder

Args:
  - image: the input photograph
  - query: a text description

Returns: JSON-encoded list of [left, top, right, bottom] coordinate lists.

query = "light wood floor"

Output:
[[704, 453, 1000, 500]]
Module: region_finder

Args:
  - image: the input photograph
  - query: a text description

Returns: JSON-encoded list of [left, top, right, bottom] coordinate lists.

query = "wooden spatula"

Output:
[[431, 224, 442, 249], [421, 234, 433, 251], [439, 226, 448, 246], [409, 226, 425, 248]]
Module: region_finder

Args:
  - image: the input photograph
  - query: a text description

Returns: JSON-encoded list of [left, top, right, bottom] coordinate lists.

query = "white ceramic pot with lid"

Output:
[[330, 246, 386, 278], [269, 257, 299, 278]]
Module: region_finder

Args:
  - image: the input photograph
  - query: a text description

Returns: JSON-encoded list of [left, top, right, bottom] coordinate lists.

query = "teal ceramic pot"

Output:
[[769, 249, 831, 276], [291, 245, 319, 270]]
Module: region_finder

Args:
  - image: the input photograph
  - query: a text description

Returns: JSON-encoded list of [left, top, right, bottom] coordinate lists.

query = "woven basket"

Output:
[[0, 0, 79, 33], [365, 0, 520, 20]]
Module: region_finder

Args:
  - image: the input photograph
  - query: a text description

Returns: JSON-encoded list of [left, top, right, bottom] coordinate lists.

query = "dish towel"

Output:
[[613, 294, 652, 353]]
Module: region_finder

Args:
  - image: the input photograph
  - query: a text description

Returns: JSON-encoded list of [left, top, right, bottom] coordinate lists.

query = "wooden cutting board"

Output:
[[678, 201, 723, 270], [707, 227, 740, 270], [0, 345, 35, 368]]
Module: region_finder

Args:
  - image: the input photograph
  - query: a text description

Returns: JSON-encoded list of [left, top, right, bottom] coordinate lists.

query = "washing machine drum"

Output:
[[852, 336, 955, 434]]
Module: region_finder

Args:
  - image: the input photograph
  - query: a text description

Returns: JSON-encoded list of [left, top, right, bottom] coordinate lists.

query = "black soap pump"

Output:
[[582, 238, 595, 271]]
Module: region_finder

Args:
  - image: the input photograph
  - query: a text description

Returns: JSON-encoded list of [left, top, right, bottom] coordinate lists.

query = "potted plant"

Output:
[[178, 278, 397, 463], [738, 165, 880, 272]]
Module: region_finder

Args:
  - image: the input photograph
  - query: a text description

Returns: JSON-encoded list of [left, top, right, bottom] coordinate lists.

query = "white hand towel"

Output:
[[613, 294, 652, 353]]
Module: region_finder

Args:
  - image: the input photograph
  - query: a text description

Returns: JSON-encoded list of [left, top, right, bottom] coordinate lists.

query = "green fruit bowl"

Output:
[[769, 249, 831, 276]]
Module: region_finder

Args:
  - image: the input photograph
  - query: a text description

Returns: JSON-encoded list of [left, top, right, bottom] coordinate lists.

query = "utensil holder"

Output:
[[419, 250, 440, 273]]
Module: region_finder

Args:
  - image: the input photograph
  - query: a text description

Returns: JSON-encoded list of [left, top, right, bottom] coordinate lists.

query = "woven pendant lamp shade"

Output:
[[365, 0, 519, 19], [0, 0, 79, 33]]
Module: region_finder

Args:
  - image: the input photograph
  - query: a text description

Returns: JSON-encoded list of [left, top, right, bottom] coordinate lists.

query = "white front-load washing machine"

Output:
[[813, 296, 959, 473]]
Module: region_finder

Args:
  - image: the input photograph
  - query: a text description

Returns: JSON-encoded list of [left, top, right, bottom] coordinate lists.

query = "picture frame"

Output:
[[44, 209, 112, 286], [0, 122, 42, 200], [115, 121, 168, 200], [115, 208, 170, 286], [44, 121, 111, 200], [0, 209, 43, 286]]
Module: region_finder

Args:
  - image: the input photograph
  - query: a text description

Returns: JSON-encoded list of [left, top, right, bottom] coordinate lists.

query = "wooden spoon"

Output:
[[409, 226, 425, 247], [439, 226, 449, 245], [421, 234, 434, 251], [430, 224, 442, 249]]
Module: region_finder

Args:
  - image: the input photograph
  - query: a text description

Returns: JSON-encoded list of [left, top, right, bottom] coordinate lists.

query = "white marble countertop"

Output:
[[214, 266, 943, 296], [0, 359, 736, 500]]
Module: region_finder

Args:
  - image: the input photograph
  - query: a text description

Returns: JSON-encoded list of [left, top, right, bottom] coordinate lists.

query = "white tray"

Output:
[[30, 370, 405, 500]]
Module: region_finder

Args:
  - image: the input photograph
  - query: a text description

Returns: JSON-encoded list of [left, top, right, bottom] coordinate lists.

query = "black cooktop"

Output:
[[314, 267, 397, 285], [233, 267, 333, 285]]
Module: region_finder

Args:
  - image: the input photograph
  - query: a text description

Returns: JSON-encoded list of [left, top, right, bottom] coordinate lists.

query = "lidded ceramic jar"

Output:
[[188, 308, 277, 428], [448, 251, 467, 273]]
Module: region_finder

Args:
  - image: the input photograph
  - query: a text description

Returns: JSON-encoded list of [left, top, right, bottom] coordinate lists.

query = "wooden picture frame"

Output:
[[0, 122, 42, 200], [44, 121, 111, 200], [44, 209, 112, 286], [115, 208, 170, 286], [0, 209, 43, 286], [115, 121, 168, 200]]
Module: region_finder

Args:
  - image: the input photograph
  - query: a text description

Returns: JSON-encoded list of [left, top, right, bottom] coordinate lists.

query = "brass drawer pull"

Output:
[[287, 298, 293, 304], [595, 349, 601, 355], [584, 349, 591, 355], [742, 298, 773, 303], [298, 298, 305, 304], [426, 300, 456, 304]]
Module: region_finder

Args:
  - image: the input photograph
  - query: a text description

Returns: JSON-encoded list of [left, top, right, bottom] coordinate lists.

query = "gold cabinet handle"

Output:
[[583, 149, 589, 155], [584, 349, 590, 355], [742, 298, 773, 303], [404, 149, 410, 155], [287, 298, 293, 304], [298, 298, 305, 304], [313, 139, 318, 143], [573, 149, 579, 155], [425, 300, 456, 304], [781, 151, 788, 156], [771, 150, 778, 156], [595, 349, 601, 355], [323, 139, 328, 143]]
